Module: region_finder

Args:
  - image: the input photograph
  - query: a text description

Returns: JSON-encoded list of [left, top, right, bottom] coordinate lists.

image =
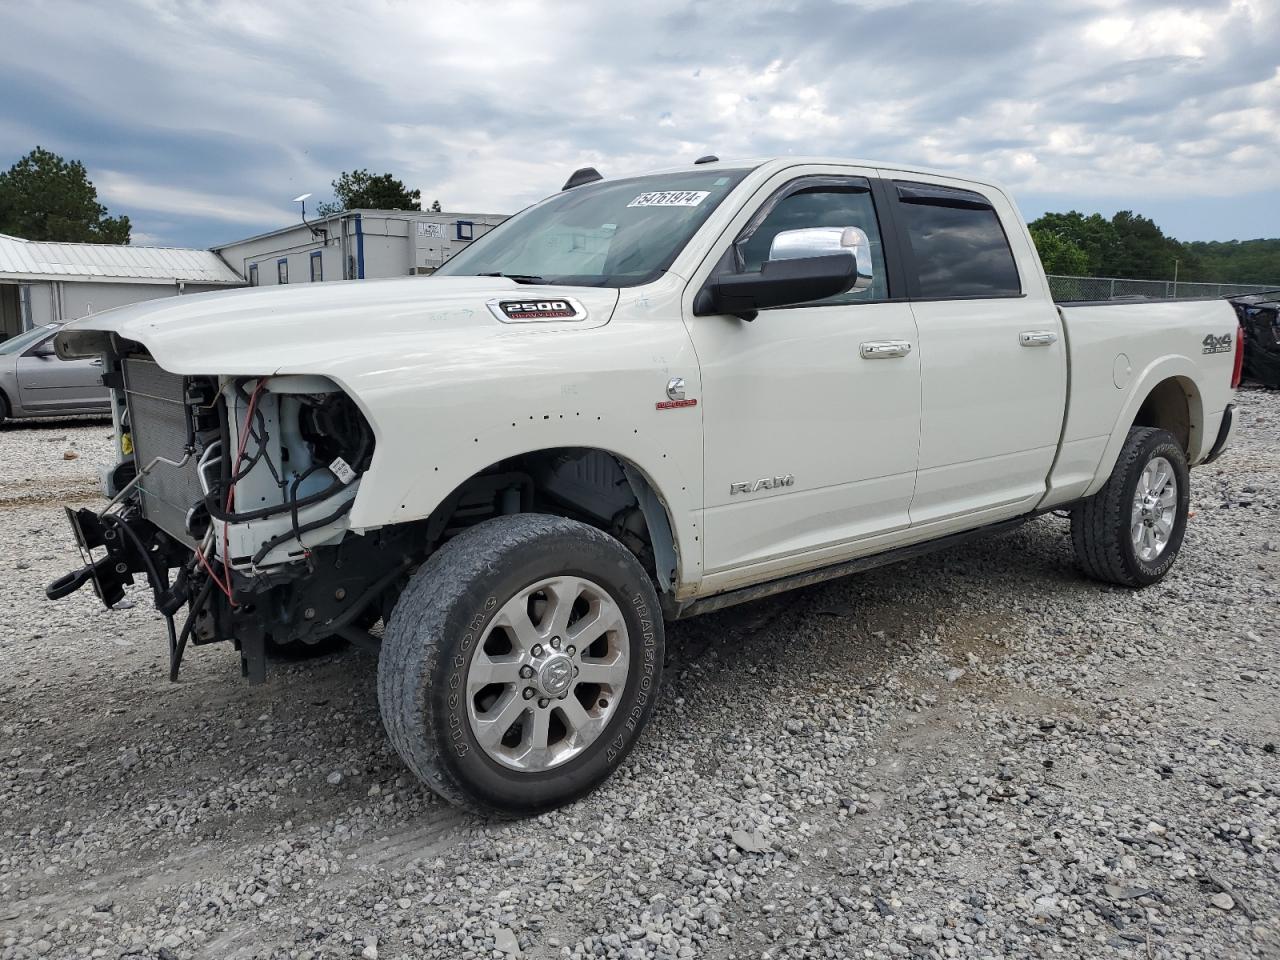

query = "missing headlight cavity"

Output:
[[196, 377, 376, 568], [297, 391, 374, 475]]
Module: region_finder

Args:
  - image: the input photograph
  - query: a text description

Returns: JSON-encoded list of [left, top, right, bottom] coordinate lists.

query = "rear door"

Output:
[[16, 333, 109, 413], [882, 175, 1066, 528]]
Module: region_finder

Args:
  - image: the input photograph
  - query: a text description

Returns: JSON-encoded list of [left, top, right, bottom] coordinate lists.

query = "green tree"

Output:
[[1030, 227, 1089, 275], [0, 146, 130, 243], [316, 169, 421, 215], [1033, 208, 1279, 284], [1028, 211, 1119, 276], [1183, 239, 1280, 285], [1107, 210, 1196, 281]]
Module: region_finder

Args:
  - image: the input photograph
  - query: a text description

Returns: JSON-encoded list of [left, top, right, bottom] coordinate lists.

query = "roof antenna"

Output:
[[562, 167, 604, 190], [293, 193, 328, 243], [694, 155, 719, 164]]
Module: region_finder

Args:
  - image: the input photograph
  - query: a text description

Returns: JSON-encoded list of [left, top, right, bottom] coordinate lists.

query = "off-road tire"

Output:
[[1071, 426, 1190, 587], [378, 514, 664, 817]]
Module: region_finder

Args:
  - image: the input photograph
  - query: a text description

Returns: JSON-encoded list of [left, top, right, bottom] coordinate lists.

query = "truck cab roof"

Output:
[[630, 156, 1012, 195]]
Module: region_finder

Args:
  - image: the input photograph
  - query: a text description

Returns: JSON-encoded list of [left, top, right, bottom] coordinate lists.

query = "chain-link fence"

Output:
[[1047, 275, 1278, 303]]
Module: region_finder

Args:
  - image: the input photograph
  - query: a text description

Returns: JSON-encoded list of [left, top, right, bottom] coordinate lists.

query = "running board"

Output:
[[664, 514, 1033, 620]]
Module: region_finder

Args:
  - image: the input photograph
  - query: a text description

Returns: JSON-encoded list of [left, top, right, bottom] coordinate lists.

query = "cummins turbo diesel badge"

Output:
[[487, 297, 588, 323]]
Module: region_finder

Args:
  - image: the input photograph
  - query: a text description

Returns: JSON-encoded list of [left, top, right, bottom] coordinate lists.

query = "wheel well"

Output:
[[1132, 377, 1196, 455], [422, 448, 679, 593]]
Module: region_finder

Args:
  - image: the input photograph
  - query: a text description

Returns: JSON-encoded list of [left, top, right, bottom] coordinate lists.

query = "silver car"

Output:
[[0, 323, 110, 422]]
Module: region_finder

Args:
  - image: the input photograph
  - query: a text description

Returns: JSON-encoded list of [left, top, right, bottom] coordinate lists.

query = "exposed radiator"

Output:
[[123, 358, 201, 544]]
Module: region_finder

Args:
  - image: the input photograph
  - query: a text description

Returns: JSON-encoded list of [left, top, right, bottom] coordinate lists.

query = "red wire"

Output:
[[196, 543, 233, 597], [211, 379, 267, 603]]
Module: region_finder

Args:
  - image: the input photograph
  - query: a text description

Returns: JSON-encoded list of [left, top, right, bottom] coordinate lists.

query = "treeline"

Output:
[[1183, 239, 1280, 286], [1029, 210, 1279, 285]]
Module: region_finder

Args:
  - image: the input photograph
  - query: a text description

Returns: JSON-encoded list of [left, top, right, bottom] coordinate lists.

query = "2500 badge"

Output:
[[488, 297, 587, 323]]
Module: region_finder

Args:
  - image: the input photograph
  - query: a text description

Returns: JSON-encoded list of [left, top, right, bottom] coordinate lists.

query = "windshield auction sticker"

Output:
[[627, 190, 710, 208]]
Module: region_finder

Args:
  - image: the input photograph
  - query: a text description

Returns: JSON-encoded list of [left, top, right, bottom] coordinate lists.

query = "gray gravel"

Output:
[[1, 393, 1277, 960]]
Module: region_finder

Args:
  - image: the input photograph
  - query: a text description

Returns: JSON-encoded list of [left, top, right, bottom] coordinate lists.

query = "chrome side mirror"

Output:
[[768, 226, 873, 294]]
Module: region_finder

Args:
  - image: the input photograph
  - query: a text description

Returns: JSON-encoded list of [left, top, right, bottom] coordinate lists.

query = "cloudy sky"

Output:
[[1, 0, 1276, 250]]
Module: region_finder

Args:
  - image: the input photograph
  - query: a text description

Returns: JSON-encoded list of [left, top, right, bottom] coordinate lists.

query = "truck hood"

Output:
[[56, 275, 621, 375]]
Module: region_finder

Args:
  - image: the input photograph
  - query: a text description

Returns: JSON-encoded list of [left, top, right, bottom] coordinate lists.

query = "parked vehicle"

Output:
[[1231, 292, 1280, 388], [47, 157, 1240, 816], [0, 323, 110, 422]]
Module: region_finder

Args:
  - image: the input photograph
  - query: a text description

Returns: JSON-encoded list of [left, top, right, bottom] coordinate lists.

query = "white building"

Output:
[[213, 209, 507, 288], [0, 206, 510, 341], [0, 234, 243, 338]]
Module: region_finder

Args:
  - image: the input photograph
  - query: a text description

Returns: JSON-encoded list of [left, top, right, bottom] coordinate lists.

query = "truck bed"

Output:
[[1043, 297, 1238, 508]]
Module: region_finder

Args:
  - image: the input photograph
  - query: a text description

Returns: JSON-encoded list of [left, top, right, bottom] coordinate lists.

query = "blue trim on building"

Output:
[[310, 249, 323, 282], [354, 214, 365, 279]]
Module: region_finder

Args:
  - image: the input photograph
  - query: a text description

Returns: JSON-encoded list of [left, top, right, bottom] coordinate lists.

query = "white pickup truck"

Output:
[[50, 156, 1241, 816]]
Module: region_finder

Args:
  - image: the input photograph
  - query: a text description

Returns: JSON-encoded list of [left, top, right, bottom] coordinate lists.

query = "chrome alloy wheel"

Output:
[[466, 575, 629, 772], [1130, 455, 1177, 563]]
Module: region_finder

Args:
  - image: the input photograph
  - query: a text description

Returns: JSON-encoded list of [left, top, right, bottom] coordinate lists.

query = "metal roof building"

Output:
[[0, 234, 243, 339]]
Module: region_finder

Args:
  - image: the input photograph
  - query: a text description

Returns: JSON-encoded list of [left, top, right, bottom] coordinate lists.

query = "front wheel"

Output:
[[1071, 426, 1190, 587], [378, 514, 664, 817]]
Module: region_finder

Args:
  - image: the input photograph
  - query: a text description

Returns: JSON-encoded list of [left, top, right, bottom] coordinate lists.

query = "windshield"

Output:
[[0, 324, 57, 356], [435, 168, 752, 287]]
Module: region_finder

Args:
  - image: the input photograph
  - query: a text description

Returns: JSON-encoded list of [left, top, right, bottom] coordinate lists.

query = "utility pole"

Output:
[[1173, 258, 1180, 296]]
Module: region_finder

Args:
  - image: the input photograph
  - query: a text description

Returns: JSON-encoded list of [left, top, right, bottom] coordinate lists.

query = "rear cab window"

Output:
[[893, 181, 1021, 299]]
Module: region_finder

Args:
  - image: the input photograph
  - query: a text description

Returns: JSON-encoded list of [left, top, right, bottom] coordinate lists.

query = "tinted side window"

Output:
[[731, 180, 888, 304], [895, 182, 1020, 298]]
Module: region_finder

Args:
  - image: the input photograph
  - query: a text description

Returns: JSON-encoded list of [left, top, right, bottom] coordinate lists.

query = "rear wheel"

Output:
[[378, 514, 663, 817], [0, 392, 9, 425], [1071, 426, 1190, 587]]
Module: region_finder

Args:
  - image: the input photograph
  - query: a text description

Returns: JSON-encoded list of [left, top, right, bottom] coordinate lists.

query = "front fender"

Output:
[[328, 299, 704, 593]]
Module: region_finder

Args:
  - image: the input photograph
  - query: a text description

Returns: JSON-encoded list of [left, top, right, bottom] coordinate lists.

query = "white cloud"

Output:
[[96, 171, 292, 225], [0, 0, 1276, 243]]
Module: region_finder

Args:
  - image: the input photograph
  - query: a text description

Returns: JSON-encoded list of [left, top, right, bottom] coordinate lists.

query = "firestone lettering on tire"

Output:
[[446, 598, 498, 758]]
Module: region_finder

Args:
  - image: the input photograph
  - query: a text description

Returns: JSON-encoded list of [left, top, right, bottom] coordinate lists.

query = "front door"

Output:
[[16, 333, 109, 413], [684, 168, 922, 589]]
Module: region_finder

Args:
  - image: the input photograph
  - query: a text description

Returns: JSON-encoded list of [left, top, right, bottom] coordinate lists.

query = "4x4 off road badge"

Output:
[[487, 297, 588, 323], [1202, 333, 1232, 354]]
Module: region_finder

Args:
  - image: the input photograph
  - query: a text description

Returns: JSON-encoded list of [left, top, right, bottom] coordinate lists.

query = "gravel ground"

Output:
[[0, 393, 1277, 960]]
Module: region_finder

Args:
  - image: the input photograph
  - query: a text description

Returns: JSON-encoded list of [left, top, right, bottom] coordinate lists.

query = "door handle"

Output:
[[860, 340, 912, 359], [89, 358, 103, 366], [1019, 330, 1058, 347]]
